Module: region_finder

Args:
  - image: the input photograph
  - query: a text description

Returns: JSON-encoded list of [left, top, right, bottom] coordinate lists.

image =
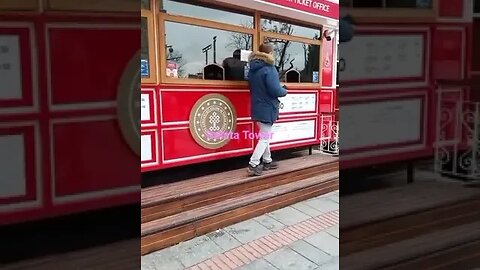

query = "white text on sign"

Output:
[[286, 0, 330, 12]]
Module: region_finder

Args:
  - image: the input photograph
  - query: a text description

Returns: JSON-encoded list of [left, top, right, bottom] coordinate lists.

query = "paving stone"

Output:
[[224, 219, 272, 244], [290, 202, 324, 217], [142, 244, 186, 270], [326, 193, 339, 203], [303, 197, 338, 214], [238, 258, 279, 270], [289, 240, 332, 266], [304, 231, 339, 256], [254, 214, 287, 232], [316, 256, 339, 270], [267, 206, 311, 226], [324, 225, 339, 239], [264, 247, 318, 270], [207, 228, 243, 251], [173, 235, 224, 268]]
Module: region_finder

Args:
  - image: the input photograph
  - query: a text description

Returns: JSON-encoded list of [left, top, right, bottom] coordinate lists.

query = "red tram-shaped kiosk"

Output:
[[141, 0, 340, 171], [338, 0, 474, 169], [0, 0, 340, 225], [0, 1, 139, 225]]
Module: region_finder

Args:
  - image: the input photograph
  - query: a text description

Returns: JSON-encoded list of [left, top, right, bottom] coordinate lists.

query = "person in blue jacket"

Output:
[[246, 43, 287, 176]]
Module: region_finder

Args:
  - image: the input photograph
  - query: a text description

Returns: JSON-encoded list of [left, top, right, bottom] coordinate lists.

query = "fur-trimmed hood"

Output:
[[248, 51, 275, 66]]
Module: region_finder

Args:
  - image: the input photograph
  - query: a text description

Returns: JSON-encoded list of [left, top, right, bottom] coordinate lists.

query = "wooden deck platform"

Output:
[[141, 154, 339, 255], [2, 240, 139, 270], [341, 179, 480, 269]]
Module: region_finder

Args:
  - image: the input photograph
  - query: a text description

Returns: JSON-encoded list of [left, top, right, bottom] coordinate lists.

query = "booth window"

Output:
[[160, 0, 255, 83], [261, 18, 320, 39], [141, 17, 150, 78], [141, 0, 150, 10], [164, 21, 253, 80], [162, 0, 254, 28], [141, 2, 157, 84], [261, 17, 321, 84]]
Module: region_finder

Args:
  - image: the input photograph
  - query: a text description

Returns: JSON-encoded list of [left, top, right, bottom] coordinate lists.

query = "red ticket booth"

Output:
[[141, 0, 340, 172], [338, 0, 472, 169], [0, 1, 139, 225]]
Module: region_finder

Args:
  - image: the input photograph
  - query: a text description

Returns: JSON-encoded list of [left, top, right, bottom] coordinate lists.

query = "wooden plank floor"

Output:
[[341, 221, 480, 270], [142, 154, 337, 206], [340, 180, 480, 229], [1, 239, 139, 270]]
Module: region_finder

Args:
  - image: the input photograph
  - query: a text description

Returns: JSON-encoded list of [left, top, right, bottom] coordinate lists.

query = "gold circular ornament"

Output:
[[189, 93, 237, 149], [117, 50, 140, 156]]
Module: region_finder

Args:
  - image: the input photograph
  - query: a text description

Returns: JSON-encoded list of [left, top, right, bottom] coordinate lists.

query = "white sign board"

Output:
[[339, 34, 424, 82], [0, 35, 22, 99], [141, 94, 150, 121], [279, 94, 316, 113], [240, 50, 252, 62], [141, 134, 152, 161], [0, 135, 26, 198], [341, 99, 422, 150], [271, 120, 316, 143]]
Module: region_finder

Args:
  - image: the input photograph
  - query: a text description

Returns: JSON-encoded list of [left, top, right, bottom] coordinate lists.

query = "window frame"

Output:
[[155, 0, 323, 87], [142, 4, 158, 84]]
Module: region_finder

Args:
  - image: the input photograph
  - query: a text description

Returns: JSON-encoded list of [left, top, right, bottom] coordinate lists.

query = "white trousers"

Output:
[[249, 122, 273, 166]]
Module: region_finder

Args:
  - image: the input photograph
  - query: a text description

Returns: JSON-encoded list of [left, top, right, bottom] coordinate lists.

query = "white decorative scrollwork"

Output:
[[320, 117, 339, 156], [434, 92, 480, 180]]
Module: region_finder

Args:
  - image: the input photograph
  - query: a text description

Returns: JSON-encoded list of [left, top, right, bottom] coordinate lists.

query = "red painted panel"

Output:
[[0, 126, 36, 204], [438, 0, 463, 17], [162, 122, 253, 161], [53, 119, 138, 196], [432, 29, 463, 79], [472, 20, 480, 72], [0, 27, 33, 108], [321, 37, 334, 87], [49, 27, 139, 104], [319, 90, 333, 112], [160, 91, 250, 122]]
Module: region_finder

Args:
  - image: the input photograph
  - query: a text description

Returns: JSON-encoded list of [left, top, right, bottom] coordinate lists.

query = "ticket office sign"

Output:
[[0, 35, 22, 100], [339, 34, 425, 83], [341, 98, 423, 151], [141, 93, 150, 121], [271, 119, 316, 143], [278, 93, 316, 113]]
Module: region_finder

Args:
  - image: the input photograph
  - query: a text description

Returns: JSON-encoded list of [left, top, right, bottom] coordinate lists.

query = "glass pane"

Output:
[[475, 0, 480, 13], [141, 0, 150, 10], [163, 0, 254, 28], [165, 21, 253, 80], [386, 0, 432, 8], [141, 17, 150, 78], [263, 37, 320, 83], [352, 0, 382, 8], [261, 18, 320, 40]]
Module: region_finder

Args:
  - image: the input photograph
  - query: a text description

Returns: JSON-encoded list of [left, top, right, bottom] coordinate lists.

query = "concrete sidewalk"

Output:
[[142, 191, 339, 270]]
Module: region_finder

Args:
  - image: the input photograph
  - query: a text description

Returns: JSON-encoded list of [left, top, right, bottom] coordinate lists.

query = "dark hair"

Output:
[[233, 49, 241, 59], [259, 43, 273, 54]]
